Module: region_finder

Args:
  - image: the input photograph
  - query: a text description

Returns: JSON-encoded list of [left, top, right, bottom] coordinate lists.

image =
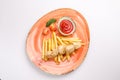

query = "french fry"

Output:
[[50, 38, 52, 50], [56, 36, 65, 45], [42, 39, 48, 61], [61, 37, 82, 44], [42, 39, 45, 59], [60, 54, 63, 59], [62, 41, 70, 45], [62, 55, 67, 62], [48, 39, 51, 51], [58, 54, 61, 62], [52, 34, 54, 50], [47, 40, 49, 51], [54, 56, 57, 62], [62, 38, 82, 42], [44, 56, 48, 61], [66, 53, 70, 61], [56, 36, 62, 45], [45, 40, 48, 57], [57, 40, 61, 46], [60, 37, 78, 39], [54, 56, 59, 65], [53, 32, 57, 49]]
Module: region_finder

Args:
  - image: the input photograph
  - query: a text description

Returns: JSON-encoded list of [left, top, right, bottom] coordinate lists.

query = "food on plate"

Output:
[[49, 24, 57, 31], [42, 32, 84, 64], [42, 28, 49, 35], [58, 16, 76, 36], [26, 8, 90, 75], [58, 45, 65, 54], [73, 42, 82, 49], [65, 45, 75, 54], [46, 18, 56, 27]]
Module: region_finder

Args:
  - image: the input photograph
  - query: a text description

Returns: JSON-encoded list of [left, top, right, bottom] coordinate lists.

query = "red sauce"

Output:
[[60, 20, 73, 34]]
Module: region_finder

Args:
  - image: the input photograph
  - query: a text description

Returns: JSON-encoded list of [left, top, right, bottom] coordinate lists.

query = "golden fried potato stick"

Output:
[[62, 41, 70, 45], [53, 32, 58, 49], [62, 38, 82, 42], [54, 56, 59, 65], [45, 40, 48, 53], [48, 39, 51, 51], [51, 34, 55, 50], [62, 55, 67, 62], [60, 54, 63, 59], [56, 36, 65, 45], [66, 53, 70, 61], [58, 54, 61, 62]]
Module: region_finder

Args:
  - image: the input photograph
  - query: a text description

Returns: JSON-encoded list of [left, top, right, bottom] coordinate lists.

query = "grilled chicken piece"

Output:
[[46, 49, 58, 58], [65, 45, 75, 54], [52, 49, 58, 57], [58, 45, 66, 54], [46, 51, 53, 58], [73, 42, 81, 49]]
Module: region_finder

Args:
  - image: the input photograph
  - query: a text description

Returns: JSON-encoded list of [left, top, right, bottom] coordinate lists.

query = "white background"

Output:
[[0, 0, 120, 80]]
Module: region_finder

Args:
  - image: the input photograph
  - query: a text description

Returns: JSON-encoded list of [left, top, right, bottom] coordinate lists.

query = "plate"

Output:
[[26, 8, 90, 75]]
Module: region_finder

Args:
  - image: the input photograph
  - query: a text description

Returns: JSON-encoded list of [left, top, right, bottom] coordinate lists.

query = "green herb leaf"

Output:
[[46, 18, 56, 27]]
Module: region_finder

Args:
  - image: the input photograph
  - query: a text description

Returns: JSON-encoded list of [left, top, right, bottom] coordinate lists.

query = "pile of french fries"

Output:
[[42, 32, 84, 64]]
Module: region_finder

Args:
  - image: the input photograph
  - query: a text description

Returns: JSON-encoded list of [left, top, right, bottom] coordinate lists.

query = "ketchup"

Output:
[[60, 20, 74, 34]]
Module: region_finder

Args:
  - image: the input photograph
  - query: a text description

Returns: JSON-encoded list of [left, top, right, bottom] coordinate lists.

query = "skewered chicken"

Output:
[[46, 49, 58, 58], [73, 42, 81, 49], [46, 51, 53, 58], [65, 45, 75, 54], [52, 49, 58, 57], [58, 45, 66, 54]]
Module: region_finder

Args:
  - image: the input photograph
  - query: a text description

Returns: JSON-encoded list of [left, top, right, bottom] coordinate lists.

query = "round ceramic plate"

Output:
[[26, 8, 90, 75]]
